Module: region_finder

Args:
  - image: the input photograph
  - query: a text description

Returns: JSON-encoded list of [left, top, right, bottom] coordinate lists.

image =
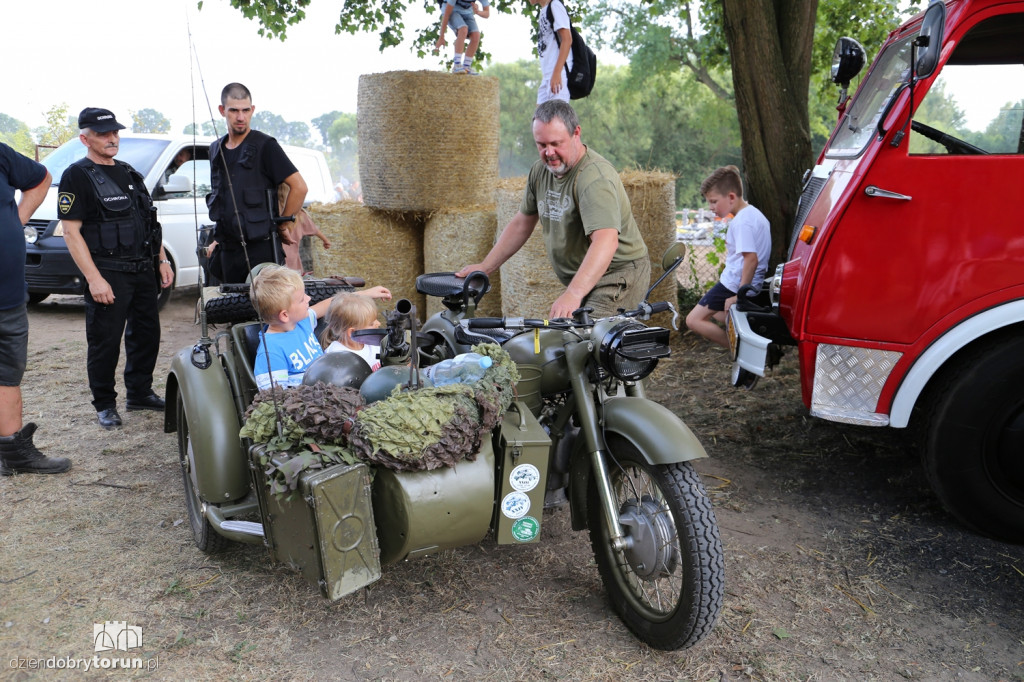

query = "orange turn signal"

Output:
[[798, 224, 818, 244]]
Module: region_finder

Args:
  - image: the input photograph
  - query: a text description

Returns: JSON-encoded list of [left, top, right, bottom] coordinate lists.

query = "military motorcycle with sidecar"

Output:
[[164, 245, 724, 651]]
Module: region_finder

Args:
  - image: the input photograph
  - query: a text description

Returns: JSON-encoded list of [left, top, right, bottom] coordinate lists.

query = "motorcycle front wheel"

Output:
[[587, 436, 723, 650]]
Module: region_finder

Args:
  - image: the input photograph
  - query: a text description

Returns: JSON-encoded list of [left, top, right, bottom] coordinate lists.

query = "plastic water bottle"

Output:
[[421, 353, 493, 387]]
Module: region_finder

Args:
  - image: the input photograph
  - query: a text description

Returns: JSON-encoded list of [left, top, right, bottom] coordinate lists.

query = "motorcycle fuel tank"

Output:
[[502, 329, 570, 414]]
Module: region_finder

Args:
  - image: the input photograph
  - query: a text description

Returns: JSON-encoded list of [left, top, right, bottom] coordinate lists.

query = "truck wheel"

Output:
[[922, 335, 1024, 542], [177, 393, 230, 554], [203, 279, 354, 325]]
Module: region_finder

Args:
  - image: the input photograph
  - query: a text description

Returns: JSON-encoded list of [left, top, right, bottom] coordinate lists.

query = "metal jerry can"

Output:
[[251, 447, 381, 601], [494, 402, 552, 545]]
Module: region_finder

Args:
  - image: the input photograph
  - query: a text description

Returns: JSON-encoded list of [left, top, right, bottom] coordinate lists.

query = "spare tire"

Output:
[[203, 279, 356, 325]]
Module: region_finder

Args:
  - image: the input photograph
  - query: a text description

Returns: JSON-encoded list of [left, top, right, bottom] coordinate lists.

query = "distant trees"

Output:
[[131, 108, 171, 134]]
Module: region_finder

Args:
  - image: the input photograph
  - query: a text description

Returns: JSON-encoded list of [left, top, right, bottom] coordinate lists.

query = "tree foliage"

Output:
[[0, 113, 35, 157], [213, 0, 533, 61], [131, 107, 171, 134], [183, 121, 221, 137], [253, 111, 312, 147], [35, 104, 75, 150]]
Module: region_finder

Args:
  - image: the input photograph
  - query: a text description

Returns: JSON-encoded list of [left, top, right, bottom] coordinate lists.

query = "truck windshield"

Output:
[[826, 35, 915, 158], [41, 137, 171, 185]]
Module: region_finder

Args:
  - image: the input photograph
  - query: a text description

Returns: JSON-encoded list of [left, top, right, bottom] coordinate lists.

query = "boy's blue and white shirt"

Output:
[[254, 309, 324, 390]]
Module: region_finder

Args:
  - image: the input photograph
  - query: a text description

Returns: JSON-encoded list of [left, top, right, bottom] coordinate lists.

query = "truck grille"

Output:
[[787, 175, 827, 258]]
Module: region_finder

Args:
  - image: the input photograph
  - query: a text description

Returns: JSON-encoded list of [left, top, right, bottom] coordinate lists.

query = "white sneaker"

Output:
[[453, 64, 466, 74], [462, 65, 478, 76]]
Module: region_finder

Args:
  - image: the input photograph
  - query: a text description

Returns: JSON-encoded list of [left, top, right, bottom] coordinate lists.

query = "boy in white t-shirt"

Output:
[[530, 0, 573, 104], [685, 165, 771, 349]]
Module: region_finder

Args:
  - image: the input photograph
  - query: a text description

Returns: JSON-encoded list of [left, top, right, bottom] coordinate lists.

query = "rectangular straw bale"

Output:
[[494, 178, 563, 317], [358, 71, 499, 212], [620, 170, 678, 323], [310, 201, 426, 319], [423, 205, 501, 318]]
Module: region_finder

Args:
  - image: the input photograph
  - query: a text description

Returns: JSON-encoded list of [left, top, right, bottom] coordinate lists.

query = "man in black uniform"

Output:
[[206, 82, 307, 284], [58, 108, 173, 430]]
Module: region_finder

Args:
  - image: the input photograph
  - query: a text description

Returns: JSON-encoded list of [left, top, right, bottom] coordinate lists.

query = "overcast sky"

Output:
[[2, 0, 555, 135]]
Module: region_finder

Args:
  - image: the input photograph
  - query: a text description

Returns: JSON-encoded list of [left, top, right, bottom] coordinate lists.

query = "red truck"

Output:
[[728, 0, 1024, 542]]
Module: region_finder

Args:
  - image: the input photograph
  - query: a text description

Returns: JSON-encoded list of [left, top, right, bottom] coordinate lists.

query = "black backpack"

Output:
[[547, 1, 597, 99]]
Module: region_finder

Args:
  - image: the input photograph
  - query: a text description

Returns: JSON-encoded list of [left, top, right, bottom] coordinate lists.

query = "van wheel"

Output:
[[922, 335, 1024, 542]]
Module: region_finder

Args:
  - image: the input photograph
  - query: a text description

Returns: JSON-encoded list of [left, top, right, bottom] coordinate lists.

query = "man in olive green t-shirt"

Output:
[[457, 100, 649, 318]]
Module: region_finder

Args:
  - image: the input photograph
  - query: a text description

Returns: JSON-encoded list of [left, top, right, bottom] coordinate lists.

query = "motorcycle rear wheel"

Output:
[[588, 437, 723, 650], [177, 393, 229, 554]]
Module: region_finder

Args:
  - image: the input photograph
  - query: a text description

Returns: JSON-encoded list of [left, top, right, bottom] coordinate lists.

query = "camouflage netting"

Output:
[[241, 384, 366, 497], [347, 344, 519, 471], [357, 71, 499, 212], [241, 344, 519, 497]]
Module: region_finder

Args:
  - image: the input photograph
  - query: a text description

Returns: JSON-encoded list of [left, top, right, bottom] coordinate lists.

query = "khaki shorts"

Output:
[[583, 257, 651, 318]]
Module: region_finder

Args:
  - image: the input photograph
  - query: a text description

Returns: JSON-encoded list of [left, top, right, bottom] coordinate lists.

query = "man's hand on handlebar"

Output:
[[550, 291, 583, 319]]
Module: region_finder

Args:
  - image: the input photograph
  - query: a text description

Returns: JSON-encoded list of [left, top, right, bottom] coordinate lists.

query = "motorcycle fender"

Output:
[[167, 348, 250, 503], [568, 396, 707, 530], [603, 396, 707, 464]]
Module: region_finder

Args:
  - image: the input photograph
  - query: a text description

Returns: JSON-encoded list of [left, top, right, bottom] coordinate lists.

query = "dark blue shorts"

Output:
[[0, 304, 28, 386], [697, 282, 736, 312]]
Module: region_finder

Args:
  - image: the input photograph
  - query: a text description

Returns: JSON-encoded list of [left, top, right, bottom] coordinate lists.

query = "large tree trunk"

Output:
[[721, 0, 818, 265]]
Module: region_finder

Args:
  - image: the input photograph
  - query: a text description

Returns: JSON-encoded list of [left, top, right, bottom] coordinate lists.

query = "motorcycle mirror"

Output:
[[660, 242, 686, 272]]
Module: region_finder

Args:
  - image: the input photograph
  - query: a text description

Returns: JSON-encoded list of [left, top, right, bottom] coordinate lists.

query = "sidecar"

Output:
[[164, 274, 554, 600]]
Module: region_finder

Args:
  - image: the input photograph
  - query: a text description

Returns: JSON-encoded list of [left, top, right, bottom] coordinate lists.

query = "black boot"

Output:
[[0, 423, 71, 475]]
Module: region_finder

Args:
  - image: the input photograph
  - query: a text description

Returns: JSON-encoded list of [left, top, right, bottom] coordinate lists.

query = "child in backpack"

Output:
[[320, 293, 383, 372], [530, 0, 573, 104], [250, 265, 390, 390], [434, 0, 491, 75], [685, 166, 771, 349]]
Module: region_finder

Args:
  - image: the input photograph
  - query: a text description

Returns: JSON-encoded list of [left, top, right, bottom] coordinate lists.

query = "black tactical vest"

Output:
[[72, 158, 159, 262], [206, 130, 275, 244]]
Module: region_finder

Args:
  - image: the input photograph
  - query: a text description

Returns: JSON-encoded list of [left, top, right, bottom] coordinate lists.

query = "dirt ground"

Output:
[[1, 290, 1022, 681]]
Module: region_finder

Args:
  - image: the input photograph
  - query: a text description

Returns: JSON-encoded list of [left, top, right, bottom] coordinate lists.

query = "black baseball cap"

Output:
[[78, 107, 126, 133]]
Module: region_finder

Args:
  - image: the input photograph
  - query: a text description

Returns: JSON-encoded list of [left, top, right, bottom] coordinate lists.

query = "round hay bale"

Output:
[[494, 177, 564, 318], [423, 205, 501, 318], [310, 201, 426, 318], [620, 170, 678, 319], [358, 71, 499, 212]]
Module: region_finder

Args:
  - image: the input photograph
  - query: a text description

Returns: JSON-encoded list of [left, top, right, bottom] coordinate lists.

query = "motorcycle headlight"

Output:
[[596, 320, 671, 382]]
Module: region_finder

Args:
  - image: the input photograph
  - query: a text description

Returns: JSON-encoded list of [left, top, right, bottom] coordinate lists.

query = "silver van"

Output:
[[24, 133, 334, 307]]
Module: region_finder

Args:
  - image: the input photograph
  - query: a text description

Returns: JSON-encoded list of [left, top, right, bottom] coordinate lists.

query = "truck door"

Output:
[[807, 8, 1024, 347], [152, 145, 212, 290]]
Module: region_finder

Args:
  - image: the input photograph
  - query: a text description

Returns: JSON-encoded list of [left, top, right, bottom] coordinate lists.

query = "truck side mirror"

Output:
[[160, 174, 193, 196], [915, 0, 947, 79], [830, 37, 866, 88]]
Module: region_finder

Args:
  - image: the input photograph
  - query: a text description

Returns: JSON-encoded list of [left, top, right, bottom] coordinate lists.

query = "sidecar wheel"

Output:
[[177, 394, 229, 554], [587, 437, 723, 650]]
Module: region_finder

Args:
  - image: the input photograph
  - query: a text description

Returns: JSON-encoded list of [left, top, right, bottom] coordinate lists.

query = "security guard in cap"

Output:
[[57, 107, 173, 430]]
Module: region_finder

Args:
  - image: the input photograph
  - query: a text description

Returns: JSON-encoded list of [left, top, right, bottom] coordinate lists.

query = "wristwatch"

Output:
[[159, 259, 171, 265]]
